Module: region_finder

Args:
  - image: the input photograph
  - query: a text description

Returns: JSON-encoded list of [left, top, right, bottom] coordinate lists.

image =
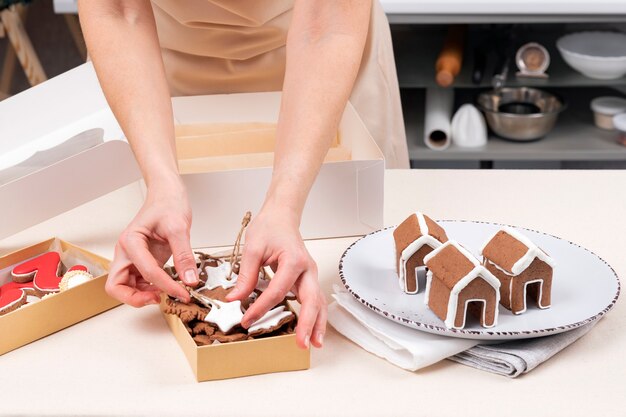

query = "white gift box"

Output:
[[0, 63, 384, 247]]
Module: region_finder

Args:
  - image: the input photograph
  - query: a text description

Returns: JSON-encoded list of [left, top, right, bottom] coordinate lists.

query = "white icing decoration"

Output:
[[424, 270, 433, 305], [204, 299, 244, 333], [479, 227, 556, 275], [486, 259, 515, 276], [398, 212, 444, 294], [61, 270, 93, 290], [26, 295, 41, 304], [423, 241, 501, 329], [247, 306, 293, 334], [510, 279, 550, 315], [201, 262, 238, 290]]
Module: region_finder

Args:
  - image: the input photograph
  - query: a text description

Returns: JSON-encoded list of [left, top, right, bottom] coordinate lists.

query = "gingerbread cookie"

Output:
[[11, 252, 88, 295], [193, 334, 213, 346], [210, 331, 249, 344], [0, 281, 38, 316], [247, 305, 295, 337], [204, 299, 244, 334], [201, 262, 238, 291], [191, 321, 215, 336], [59, 269, 94, 292], [164, 298, 209, 323]]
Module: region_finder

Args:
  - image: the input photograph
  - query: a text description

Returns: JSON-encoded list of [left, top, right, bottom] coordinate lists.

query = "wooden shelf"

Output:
[[403, 87, 626, 162]]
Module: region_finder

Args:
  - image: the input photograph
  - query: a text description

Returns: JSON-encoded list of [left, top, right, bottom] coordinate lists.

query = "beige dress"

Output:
[[151, 0, 409, 168]]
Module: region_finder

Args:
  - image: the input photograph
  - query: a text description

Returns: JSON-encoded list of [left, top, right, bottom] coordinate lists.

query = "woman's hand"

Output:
[[106, 176, 198, 307], [227, 206, 327, 349]]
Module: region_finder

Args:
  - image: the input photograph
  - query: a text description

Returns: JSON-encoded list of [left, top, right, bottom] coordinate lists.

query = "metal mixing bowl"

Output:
[[477, 87, 566, 141]]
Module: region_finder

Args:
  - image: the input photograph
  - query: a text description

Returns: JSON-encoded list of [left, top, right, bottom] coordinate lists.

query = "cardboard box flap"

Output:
[[0, 128, 104, 186], [0, 140, 141, 240], [169, 93, 384, 247], [0, 62, 140, 241]]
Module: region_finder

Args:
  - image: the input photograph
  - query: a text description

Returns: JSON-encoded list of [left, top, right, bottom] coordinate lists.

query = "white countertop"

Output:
[[0, 169, 624, 416]]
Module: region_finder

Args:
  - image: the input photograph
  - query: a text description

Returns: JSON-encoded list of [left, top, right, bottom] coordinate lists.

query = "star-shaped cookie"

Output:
[[204, 299, 244, 333], [201, 262, 238, 290]]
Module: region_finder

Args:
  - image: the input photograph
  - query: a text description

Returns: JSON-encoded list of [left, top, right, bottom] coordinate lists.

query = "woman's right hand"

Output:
[[106, 175, 198, 307]]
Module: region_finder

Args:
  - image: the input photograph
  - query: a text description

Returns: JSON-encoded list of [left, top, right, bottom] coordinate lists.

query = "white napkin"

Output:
[[328, 286, 597, 377], [328, 287, 477, 371]]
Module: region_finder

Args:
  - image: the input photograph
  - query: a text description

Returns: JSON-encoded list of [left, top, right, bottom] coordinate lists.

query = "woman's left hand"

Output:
[[226, 206, 327, 349]]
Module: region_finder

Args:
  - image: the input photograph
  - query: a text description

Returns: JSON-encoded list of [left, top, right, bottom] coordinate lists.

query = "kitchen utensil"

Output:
[[471, 46, 487, 85], [515, 42, 550, 79], [477, 87, 566, 141], [338, 221, 620, 341], [556, 31, 626, 80], [435, 25, 466, 88], [590, 96, 626, 130], [450, 104, 487, 147]]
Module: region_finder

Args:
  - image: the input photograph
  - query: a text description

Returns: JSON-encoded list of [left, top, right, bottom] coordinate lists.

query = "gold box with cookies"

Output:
[[160, 249, 310, 382], [0, 238, 121, 355]]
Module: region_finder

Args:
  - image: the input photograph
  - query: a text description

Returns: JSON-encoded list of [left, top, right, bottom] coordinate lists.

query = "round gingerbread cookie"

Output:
[[59, 270, 94, 292]]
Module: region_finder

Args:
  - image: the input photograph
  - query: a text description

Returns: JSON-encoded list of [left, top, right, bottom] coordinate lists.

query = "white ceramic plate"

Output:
[[338, 220, 620, 340]]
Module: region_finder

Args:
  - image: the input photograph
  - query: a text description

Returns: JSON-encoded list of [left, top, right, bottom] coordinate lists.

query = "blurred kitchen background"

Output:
[[2, 0, 626, 169]]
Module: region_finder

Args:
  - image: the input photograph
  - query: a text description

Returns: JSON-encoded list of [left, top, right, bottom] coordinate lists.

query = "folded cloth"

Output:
[[449, 322, 596, 377], [328, 286, 597, 377], [328, 288, 477, 371]]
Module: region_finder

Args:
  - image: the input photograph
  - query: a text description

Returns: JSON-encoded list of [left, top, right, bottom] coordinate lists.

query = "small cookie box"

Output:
[[0, 238, 120, 355], [160, 299, 309, 382]]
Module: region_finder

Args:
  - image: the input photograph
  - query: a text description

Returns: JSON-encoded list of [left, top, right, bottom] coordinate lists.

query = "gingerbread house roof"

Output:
[[479, 228, 555, 276], [394, 212, 448, 254], [424, 241, 500, 291]]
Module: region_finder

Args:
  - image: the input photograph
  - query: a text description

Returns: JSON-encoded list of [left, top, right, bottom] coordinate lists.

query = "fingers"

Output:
[[105, 244, 162, 307], [310, 292, 328, 348], [122, 232, 190, 302], [167, 225, 198, 287], [240, 257, 301, 328], [293, 268, 324, 349], [226, 244, 264, 302]]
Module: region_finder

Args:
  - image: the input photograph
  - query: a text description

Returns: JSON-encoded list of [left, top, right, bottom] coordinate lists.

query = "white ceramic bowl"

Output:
[[557, 31, 626, 80]]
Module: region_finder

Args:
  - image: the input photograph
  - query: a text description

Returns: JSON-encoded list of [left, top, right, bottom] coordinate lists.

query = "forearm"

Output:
[[78, 0, 179, 190], [265, 0, 371, 221]]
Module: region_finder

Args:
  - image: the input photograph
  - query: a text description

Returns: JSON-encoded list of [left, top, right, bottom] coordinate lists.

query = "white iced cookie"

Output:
[[202, 262, 238, 290], [248, 305, 294, 336], [59, 270, 94, 292], [204, 299, 244, 333]]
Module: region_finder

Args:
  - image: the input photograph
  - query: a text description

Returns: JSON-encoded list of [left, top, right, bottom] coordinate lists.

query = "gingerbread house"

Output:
[[424, 241, 500, 329], [480, 228, 555, 315], [393, 212, 448, 294]]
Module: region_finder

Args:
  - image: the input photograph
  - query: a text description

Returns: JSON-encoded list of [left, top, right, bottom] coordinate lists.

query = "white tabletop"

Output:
[[0, 170, 624, 417]]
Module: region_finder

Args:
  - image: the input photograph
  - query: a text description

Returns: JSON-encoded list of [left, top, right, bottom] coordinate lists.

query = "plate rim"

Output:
[[338, 219, 621, 339]]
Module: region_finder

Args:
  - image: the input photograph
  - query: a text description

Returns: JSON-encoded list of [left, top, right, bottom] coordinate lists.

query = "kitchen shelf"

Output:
[[403, 87, 626, 162], [381, 0, 626, 24], [392, 25, 626, 89]]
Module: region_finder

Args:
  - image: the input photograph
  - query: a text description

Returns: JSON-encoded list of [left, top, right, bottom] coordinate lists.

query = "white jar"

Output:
[[590, 97, 626, 130]]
